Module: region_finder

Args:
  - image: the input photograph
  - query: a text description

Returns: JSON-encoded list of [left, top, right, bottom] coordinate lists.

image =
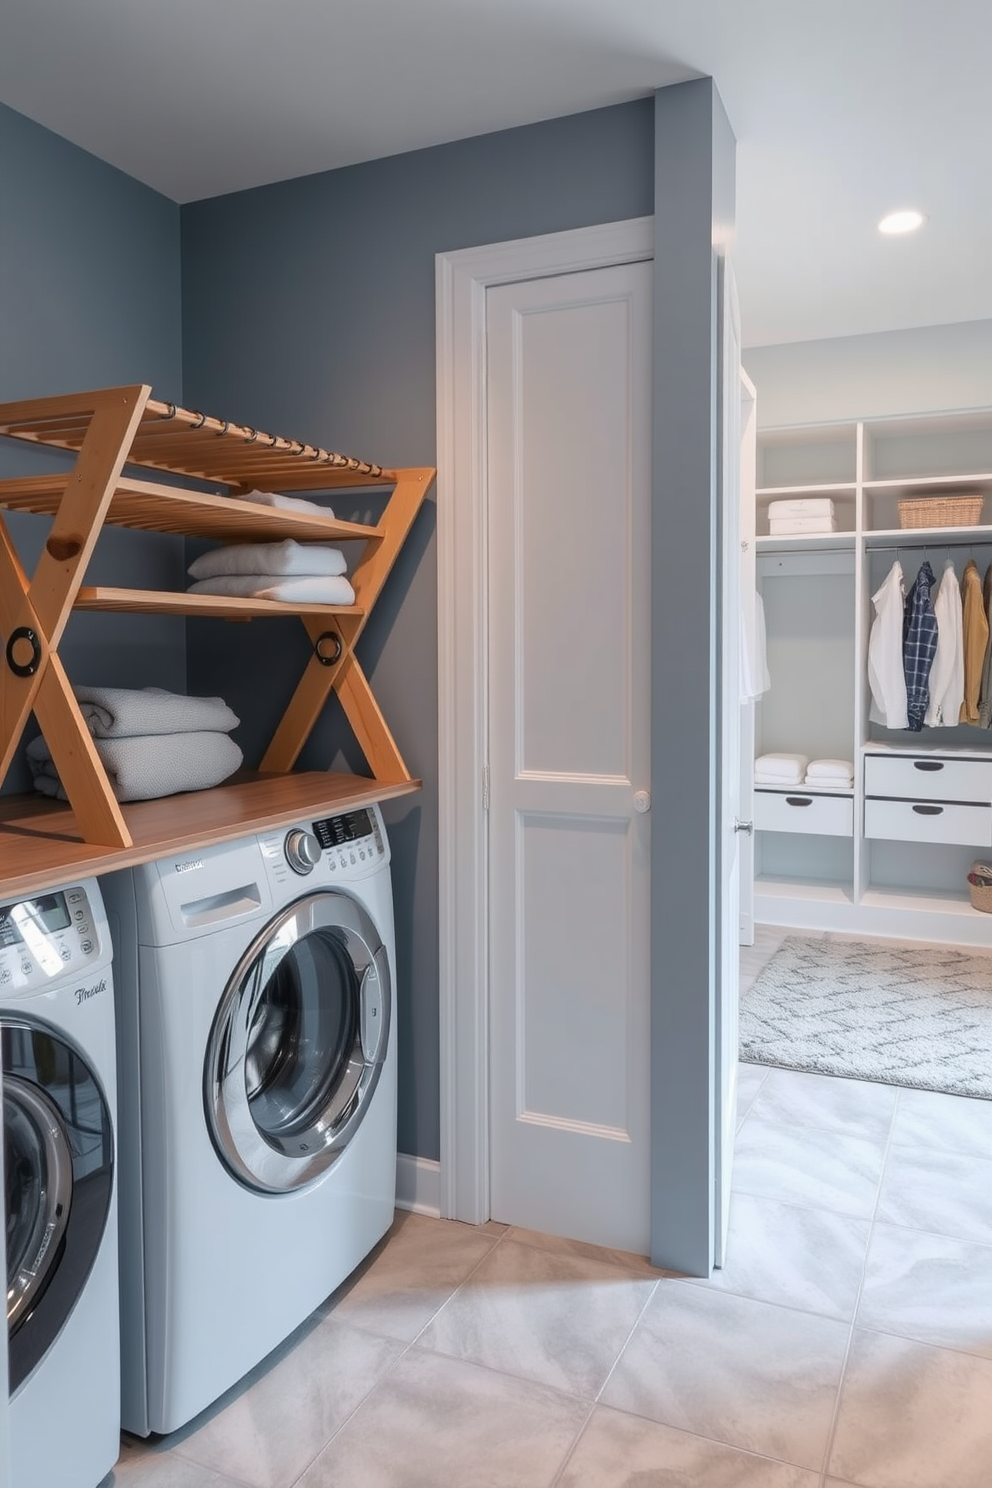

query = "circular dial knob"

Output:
[[285, 829, 322, 875]]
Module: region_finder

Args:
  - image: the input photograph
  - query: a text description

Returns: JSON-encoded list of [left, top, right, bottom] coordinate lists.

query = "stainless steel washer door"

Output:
[[205, 891, 390, 1194], [3, 1017, 114, 1394]]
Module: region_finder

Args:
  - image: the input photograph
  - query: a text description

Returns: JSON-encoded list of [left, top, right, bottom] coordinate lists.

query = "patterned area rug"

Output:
[[740, 936, 992, 1100]]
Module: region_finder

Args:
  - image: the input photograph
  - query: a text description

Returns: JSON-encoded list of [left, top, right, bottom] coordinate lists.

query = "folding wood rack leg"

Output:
[[0, 387, 151, 847]]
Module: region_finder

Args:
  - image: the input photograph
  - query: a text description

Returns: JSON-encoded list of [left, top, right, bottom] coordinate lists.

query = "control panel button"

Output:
[[77, 922, 89, 935], [59, 948, 71, 963], [80, 940, 93, 954]]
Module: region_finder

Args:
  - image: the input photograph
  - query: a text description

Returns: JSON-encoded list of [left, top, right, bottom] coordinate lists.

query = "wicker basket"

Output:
[[968, 862, 992, 913], [898, 494, 984, 529]]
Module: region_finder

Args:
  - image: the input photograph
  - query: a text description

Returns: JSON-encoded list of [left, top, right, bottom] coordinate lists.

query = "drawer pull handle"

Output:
[[785, 796, 813, 807], [912, 804, 944, 815], [913, 761, 944, 772]]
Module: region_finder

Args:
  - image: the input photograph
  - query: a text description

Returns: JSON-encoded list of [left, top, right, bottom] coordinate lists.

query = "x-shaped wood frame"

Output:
[[0, 381, 433, 848]]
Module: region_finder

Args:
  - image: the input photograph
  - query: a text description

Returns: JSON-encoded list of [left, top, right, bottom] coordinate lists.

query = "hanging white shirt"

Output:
[[925, 559, 965, 726], [740, 587, 770, 702], [868, 560, 908, 729]]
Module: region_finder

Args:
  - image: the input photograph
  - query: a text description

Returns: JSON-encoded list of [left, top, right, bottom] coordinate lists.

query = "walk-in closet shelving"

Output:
[[751, 406, 992, 945], [0, 384, 434, 898]]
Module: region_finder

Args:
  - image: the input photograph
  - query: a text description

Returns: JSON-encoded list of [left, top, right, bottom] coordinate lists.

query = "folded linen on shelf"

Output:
[[767, 498, 836, 518], [754, 752, 809, 783], [236, 489, 336, 519], [188, 540, 348, 581], [805, 758, 855, 783], [72, 685, 239, 739], [187, 574, 356, 604], [768, 515, 837, 535], [26, 731, 243, 803], [754, 776, 809, 788]]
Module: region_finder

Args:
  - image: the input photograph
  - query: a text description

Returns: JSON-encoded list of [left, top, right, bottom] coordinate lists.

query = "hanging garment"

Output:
[[924, 560, 964, 727], [903, 560, 938, 732], [867, 560, 908, 730], [959, 559, 989, 724], [978, 561, 992, 728], [740, 588, 770, 702]]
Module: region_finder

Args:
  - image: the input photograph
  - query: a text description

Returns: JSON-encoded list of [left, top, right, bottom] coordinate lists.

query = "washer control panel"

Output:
[[312, 807, 385, 875], [0, 886, 102, 992]]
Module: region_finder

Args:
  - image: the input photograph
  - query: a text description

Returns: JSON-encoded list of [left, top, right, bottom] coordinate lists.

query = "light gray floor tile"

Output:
[[857, 1222, 992, 1359], [747, 1067, 898, 1140], [736, 1062, 769, 1125], [325, 1210, 503, 1341], [555, 1405, 820, 1487], [877, 1146, 992, 1243], [829, 1329, 992, 1488], [417, 1235, 658, 1398], [891, 1086, 992, 1159], [168, 1317, 403, 1488], [732, 1115, 886, 1218], [600, 1282, 848, 1472], [503, 1224, 665, 1276], [739, 925, 795, 981], [112, 1439, 251, 1487], [296, 1347, 588, 1488], [680, 1192, 870, 1320]]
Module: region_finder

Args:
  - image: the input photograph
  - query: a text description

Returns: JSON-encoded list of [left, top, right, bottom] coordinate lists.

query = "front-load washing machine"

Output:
[[102, 801, 397, 1436], [1, 877, 119, 1488]]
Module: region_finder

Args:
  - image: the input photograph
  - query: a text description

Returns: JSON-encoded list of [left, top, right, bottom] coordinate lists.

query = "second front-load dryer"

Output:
[[103, 803, 397, 1436]]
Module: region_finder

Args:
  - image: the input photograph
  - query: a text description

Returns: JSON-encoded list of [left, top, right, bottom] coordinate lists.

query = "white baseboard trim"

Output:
[[395, 1153, 442, 1218]]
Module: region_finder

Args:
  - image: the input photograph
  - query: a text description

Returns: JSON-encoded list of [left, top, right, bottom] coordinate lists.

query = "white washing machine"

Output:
[[1, 878, 119, 1488], [102, 802, 397, 1436]]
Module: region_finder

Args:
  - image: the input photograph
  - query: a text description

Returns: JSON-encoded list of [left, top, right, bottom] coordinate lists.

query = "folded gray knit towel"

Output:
[[188, 540, 347, 582], [187, 574, 356, 605], [237, 489, 336, 519], [27, 731, 243, 803], [73, 685, 240, 739]]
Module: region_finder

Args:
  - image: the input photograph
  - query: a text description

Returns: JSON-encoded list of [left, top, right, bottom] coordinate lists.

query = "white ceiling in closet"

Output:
[[0, 0, 989, 348]]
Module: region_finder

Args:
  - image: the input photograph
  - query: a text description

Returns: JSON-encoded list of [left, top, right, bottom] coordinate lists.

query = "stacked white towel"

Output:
[[26, 686, 242, 803], [236, 489, 336, 519], [754, 752, 808, 786], [805, 758, 855, 788], [766, 497, 837, 536], [187, 539, 355, 605]]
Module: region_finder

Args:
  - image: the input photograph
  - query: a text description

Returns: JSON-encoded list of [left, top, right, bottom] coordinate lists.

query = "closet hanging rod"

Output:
[[867, 539, 992, 553]]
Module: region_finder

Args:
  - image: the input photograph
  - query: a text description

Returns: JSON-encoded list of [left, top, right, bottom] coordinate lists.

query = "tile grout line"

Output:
[[544, 1401, 599, 1488]]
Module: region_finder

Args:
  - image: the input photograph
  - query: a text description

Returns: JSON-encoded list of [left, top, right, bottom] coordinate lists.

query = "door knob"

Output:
[[633, 791, 651, 814], [734, 818, 753, 835]]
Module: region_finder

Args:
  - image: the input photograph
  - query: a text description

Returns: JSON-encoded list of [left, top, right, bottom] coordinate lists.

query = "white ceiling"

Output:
[[1, 0, 990, 348]]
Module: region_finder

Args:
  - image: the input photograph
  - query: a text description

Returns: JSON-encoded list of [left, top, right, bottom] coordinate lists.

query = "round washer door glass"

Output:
[[206, 891, 390, 1193], [3, 1018, 114, 1394]]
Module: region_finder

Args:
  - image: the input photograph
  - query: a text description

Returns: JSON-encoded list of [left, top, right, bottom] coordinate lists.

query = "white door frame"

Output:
[[435, 217, 654, 1223]]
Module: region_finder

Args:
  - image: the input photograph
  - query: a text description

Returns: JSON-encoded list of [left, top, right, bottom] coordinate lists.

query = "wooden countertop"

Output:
[[0, 771, 421, 900]]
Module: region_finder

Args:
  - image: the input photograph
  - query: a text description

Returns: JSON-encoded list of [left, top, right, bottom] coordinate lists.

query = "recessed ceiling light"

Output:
[[878, 209, 927, 235]]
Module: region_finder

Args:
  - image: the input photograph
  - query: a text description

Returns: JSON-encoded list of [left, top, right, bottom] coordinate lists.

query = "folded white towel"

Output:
[[26, 731, 243, 803], [754, 775, 809, 787], [188, 540, 348, 582], [805, 758, 855, 782], [754, 753, 809, 781], [236, 489, 336, 519], [73, 685, 239, 739], [768, 516, 837, 535], [187, 574, 356, 605]]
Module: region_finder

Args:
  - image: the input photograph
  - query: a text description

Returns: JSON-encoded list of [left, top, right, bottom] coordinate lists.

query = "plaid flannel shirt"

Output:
[[903, 560, 937, 731]]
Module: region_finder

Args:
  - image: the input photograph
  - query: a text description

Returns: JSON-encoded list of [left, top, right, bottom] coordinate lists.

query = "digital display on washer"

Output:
[[312, 809, 374, 849], [0, 891, 72, 947]]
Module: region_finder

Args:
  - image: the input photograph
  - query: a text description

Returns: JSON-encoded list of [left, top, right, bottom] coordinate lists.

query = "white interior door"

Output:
[[738, 372, 758, 945], [714, 257, 744, 1268], [486, 259, 652, 1254]]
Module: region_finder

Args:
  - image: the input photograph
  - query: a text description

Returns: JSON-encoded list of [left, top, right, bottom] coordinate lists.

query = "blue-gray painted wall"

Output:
[[0, 103, 185, 794], [179, 100, 656, 1164]]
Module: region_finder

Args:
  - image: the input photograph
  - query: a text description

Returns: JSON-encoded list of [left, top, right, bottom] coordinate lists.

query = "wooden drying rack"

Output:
[[0, 384, 434, 897]]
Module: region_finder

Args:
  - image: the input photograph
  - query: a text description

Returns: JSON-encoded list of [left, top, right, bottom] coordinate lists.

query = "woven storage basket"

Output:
[[968, 862, 992, 913], [898, 494, 984, 529]]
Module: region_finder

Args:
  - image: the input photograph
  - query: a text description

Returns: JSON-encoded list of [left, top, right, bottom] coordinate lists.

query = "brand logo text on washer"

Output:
[[174, 859, 204, 874], [75, 978, 107, 1006]]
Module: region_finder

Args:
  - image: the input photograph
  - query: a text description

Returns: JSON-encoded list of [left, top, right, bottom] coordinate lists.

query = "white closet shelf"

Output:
[[863, 526, 992, 548], [756, 481, 856, 497]]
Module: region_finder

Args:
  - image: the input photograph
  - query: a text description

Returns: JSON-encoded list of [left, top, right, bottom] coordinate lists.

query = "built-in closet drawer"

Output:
[[754, 789, 854, 837], [863, 797, 992, 848], [864, 754, 992, 804]]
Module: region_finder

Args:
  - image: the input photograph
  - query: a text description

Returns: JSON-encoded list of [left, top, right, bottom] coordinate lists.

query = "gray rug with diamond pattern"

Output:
[[740, 936, 992, 1099]]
